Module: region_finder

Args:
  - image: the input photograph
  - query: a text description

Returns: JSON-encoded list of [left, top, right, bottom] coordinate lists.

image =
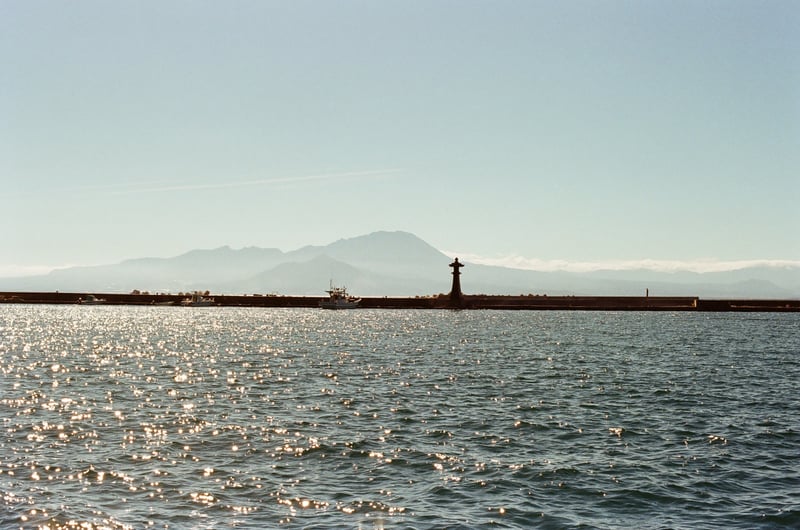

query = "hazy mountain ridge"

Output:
[[1, 231, 798, 298]]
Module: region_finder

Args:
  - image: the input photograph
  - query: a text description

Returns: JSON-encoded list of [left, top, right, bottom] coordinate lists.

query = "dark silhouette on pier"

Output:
[[449, 257, 464, 307]]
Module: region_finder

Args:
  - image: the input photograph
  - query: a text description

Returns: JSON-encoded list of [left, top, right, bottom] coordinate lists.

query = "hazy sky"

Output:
[[3, 0, 798, 276]]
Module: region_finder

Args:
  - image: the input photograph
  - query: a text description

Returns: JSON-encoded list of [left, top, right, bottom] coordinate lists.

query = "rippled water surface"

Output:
[[1, 306, 798, 529]]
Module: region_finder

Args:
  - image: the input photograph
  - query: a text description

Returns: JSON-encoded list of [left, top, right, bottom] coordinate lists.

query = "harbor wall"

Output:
[[1, 292, 798, 312]]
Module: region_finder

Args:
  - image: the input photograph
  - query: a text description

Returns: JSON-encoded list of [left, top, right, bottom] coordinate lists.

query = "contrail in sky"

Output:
[[4, 169, 401, 198], [106, 169, 401, 195]]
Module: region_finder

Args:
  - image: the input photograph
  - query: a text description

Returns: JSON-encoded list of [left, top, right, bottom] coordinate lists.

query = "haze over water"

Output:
[[2, 305, 798, 529]]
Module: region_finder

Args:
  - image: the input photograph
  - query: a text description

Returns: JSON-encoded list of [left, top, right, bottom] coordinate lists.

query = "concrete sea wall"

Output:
[[1, 292, 798, 312]]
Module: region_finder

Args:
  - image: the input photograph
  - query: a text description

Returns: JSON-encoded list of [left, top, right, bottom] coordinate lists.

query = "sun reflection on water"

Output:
[[1, 306, 798, 528]]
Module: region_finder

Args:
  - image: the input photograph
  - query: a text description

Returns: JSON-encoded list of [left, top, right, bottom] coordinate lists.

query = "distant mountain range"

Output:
[[2, 231, 799, 298]]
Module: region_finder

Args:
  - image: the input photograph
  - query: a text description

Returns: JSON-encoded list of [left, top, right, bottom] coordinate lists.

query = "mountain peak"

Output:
[[327, 231, 446, 261]]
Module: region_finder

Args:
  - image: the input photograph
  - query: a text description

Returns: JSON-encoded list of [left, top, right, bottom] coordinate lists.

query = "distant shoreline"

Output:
[[1, 292, 798, 312]]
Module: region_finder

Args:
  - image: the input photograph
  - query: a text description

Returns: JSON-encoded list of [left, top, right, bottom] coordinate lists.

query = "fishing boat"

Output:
[[319, 283, 360, 310], [181, 292, 215, 307], [78, 294, 107, 305]]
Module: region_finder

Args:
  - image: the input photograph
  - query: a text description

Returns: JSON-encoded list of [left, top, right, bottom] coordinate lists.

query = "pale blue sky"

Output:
[[2, 0, 798, 276]]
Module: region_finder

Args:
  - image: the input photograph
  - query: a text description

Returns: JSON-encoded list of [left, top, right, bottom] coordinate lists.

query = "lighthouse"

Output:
[[449, 257, 464, 306]]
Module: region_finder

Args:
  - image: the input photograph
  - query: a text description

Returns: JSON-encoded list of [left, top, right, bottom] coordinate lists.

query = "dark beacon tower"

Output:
[[449, 257, 464, 307]]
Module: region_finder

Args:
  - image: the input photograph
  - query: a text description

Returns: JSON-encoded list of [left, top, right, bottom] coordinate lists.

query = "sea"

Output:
[[1, 305, 798, 529]]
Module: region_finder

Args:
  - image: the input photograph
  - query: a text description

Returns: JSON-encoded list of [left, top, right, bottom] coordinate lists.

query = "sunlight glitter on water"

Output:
[[1, 306, 799, 528]]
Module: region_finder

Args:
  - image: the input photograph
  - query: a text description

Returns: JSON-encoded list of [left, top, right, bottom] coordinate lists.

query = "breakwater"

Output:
[[1, 291, 798, 311]]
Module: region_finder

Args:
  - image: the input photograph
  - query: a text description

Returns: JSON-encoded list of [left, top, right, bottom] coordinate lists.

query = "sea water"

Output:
[[1, 306, 798, 529]]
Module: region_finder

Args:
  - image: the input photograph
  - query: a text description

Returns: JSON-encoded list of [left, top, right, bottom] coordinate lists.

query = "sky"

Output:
[[2, 0, 798, 277]]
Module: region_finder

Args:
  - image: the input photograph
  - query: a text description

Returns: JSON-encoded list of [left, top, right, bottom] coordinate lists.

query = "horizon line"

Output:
[[3, 255, 800, 279], [442, 252, 800, 274]]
